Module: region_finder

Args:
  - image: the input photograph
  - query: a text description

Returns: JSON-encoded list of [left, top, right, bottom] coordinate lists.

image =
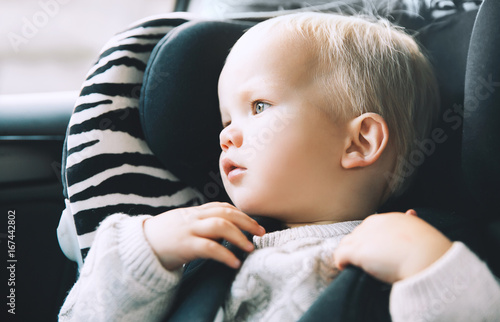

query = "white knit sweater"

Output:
[[59, 214, 500, 322], [224, 220, 362, 321]]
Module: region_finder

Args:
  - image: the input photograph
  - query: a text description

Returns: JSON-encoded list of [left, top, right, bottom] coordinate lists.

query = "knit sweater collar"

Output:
[[253, 220, 362, 249]]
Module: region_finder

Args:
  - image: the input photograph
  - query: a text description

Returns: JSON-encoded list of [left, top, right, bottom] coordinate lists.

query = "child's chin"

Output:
[[235, 202, 270, 217], [233, 198, 288, 220], [238, 206, 284, 221]]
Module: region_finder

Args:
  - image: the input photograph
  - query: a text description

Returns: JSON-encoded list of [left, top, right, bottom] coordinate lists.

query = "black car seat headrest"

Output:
[[140, 20, 254, 202], [384, 9, 478, 213], [462, 0, 500, 275], [462, 0, 500, 217]]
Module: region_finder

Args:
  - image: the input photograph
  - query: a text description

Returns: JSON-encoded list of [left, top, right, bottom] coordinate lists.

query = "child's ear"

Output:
[[341, 113, 389, 169]]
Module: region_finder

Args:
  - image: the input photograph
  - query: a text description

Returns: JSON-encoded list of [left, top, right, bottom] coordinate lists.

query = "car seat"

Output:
[[57, 0, 498, 320]]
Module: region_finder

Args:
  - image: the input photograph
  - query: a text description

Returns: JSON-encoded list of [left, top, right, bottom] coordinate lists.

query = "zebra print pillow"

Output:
[[58, 14, 205, 265]]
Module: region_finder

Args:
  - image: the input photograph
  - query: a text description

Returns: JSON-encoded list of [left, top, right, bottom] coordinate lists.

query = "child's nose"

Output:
[[220, 126, 243, 151]]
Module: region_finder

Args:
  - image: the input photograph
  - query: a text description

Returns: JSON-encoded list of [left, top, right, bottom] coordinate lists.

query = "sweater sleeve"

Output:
[[390, 241, 500, 322], [58, 214, 183, 322]]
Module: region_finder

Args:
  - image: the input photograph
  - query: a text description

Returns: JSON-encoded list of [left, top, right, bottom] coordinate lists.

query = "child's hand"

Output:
[[143, 202, 265, 271], [333, 210, 453, 284]]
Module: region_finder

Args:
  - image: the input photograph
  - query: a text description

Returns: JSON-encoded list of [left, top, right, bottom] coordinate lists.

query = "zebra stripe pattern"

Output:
[[62, 15, 204, 261]]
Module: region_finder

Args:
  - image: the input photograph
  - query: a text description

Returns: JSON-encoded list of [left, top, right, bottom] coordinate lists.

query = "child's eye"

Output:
[[254, 101, 271, 114]]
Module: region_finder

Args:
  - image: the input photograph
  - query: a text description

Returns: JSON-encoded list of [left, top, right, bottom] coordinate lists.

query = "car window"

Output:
[[0, 0, 174, 95]]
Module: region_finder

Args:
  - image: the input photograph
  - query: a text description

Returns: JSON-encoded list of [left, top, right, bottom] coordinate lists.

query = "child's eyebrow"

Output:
[[234, 76, 275, 99]]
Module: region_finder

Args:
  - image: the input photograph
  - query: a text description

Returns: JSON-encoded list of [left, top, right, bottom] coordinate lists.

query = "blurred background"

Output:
[[0, 0, 175, 95]]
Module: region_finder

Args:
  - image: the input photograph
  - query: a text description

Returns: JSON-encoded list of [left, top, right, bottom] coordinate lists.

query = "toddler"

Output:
[[60, 12, 500, 322]]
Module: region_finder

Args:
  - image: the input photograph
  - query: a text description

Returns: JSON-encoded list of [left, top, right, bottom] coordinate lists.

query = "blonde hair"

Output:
[[249, 12, 440, 195]]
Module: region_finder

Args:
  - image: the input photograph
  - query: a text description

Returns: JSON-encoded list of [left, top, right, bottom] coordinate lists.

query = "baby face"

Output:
[[218, 26, 349, 224]]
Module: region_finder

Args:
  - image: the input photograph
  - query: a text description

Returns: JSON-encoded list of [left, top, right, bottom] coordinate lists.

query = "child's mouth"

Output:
[[221, 157, 247, 182], [227, 167, 246, 182]]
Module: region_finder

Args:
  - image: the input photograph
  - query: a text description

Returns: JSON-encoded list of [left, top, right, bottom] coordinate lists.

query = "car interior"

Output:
[[1, 0, 498, 321]]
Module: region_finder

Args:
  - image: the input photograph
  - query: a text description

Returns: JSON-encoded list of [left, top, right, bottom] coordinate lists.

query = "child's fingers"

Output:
[[192, 217, 255, 252], [334, 236, 358, 270], [197, 201, 236, 210], [194, 205, 265, 237], [405, 209, 418, 217], [191, 237, 242, 269]]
